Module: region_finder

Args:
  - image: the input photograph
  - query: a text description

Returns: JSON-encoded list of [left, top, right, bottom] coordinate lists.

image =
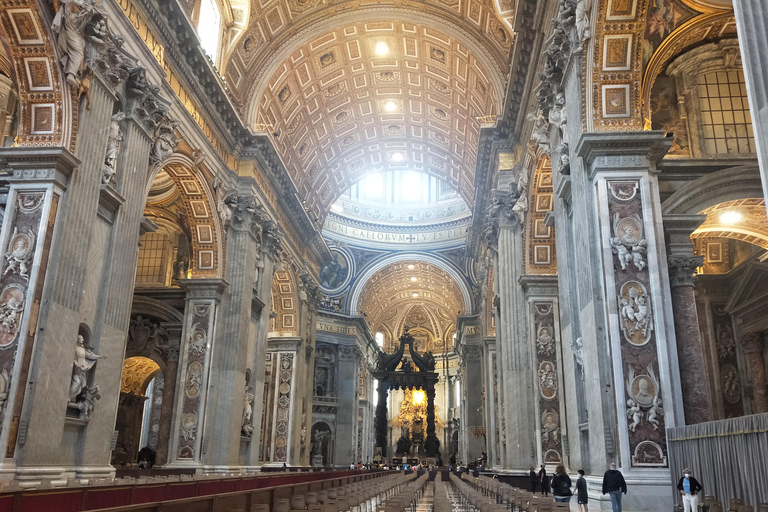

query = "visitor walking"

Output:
[[530, 467, 539, 493], [575, 469, 589, 512], [677, 468, 703, 512], [601, 463, 627, 512], [538, 464, 549, 496], [550, 464, 572, 503]]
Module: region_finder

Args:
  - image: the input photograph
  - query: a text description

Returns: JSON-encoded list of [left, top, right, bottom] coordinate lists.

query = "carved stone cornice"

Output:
[[667, 256, 704, 289], [576, 132, 673, 177], [338, 345, 361, 362], [0, 147, 80, 189], [742, 332, 765, 355]]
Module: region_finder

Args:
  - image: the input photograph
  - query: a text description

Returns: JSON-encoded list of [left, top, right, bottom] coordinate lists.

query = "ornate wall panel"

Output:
[[271, 270, 297, 335], [0, 189, 57, 454], [604, 179, 668, 467], [534, 301, 562, 463], [710, 303, 744, 418], [177, 302, 215, 459], [271, 352, 294, 463]]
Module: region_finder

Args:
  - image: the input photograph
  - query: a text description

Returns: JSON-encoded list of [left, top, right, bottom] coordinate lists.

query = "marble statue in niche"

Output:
[[68, 335, 104, 419], [528, 112, 551, 153], [242, 386, 255, 437], [575, 0, 592, 43], [180, 413, 197, 442], [3, 227, 35, 281], [103, 112, 125, 185], [611, 213, 647, 271], [185, 361, 203, 398], [570, 336, 585, 380], [716, 323, 735, 359], [619, 281, 653, 345]]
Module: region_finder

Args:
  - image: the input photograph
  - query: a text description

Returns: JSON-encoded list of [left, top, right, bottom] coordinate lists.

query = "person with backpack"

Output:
[[551, 464, 573, 503], [575, 469, 589, 512]]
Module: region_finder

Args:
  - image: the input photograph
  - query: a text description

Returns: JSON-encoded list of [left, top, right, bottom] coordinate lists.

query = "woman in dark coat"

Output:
[[551, 463, 573, 503], [530, 467, 538, 493]]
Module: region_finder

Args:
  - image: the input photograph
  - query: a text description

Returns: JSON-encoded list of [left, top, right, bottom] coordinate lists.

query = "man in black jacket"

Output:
[[601, 462, 627, 512], [677, 468, 703, 512]]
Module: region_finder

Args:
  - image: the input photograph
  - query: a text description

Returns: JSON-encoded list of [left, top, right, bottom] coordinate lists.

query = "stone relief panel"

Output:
[[177, 304, 214, 460], [606, 179, 667, 467], [0, 191, 51, 441], [272, 352, 294, 463], [534, 302, 561, 463], [711, 304, 744, 418]]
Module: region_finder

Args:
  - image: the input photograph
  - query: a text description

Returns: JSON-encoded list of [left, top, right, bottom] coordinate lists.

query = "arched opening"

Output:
[[310, 421, 333, 466], [112, 356, 162, 468], [196, 0, 222, 64]]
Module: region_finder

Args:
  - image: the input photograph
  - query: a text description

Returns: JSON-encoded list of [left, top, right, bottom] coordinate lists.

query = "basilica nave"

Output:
[[0, 0, 766, 509]]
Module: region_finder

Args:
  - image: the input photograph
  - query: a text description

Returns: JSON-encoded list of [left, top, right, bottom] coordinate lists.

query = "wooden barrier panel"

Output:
[[0, 470, 393, 512]]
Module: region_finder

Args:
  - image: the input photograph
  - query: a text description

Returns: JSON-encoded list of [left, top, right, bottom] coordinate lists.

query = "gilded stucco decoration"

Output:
[[120, 356, 161, 395], [1, 0, 70, 148], [525, 155, 557, 274], [271, 268, 298, 336], [358, 260, 465, 352], [589, 0, 734, 131]]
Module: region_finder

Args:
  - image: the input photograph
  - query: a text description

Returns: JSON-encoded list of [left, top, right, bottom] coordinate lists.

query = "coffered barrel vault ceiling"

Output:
[[226, 1, 514, 221], [357, 260, 466, 347]]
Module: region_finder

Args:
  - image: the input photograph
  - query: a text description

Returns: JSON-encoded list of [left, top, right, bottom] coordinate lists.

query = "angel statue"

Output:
[[626, 398, 642, 432], [648, 396, 664, 431]]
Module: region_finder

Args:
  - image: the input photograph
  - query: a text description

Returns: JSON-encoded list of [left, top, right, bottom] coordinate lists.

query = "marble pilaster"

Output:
[[732, 1, 768, 206], [166, 278, 227, 469], [456, 315, 486, 465], [265, 337, 301, 466], [155, 340, 180, 466], [742, 332, 768, 414], [203, 193, 262, 473], [334, 345, 361, 468], [0, 147, 78, 480]]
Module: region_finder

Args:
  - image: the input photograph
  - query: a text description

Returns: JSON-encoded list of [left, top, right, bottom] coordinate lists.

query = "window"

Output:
[[197, 0, 221, 63], [373, 379, 379, 407], [136, 232, 171, 286], [698, 70, 755, 155], [375, 332, 384, 348]]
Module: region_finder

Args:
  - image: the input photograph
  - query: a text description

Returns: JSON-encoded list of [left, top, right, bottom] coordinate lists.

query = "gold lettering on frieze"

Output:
[[464, 326, 481, 335], [316, 322, 357, 335]]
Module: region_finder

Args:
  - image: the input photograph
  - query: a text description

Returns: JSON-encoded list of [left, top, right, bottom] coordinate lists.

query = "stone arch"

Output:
[[143, 153, 225, 278], [310, 420, 334, 465], [270, 266, 299, 336], [0, 0, 74, 149], [661, 166, 763, 215], [692, 199, 768, 250], [349, 252, 473, 316], [524, 154, 556, 274]]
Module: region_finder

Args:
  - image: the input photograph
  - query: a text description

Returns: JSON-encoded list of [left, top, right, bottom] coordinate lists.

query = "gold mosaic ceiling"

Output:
[[358, 260, 465, 348], [223, 0, 514, 220]]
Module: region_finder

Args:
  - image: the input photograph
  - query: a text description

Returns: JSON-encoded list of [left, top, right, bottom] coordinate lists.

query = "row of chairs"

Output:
[[454, 474, 568, 512], [700, 495, 768, 512], [254, 472, 421, 512], [374, 473, 429, 512]]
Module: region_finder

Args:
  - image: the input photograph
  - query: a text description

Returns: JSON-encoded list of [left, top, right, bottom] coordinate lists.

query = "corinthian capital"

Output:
[[223, 193, 267, 234], [667, 255, 704, 288], [483, 189, 523, 252]]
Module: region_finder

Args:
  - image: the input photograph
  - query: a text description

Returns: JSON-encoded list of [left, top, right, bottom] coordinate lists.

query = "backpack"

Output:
[[557, 475, 571, 494]]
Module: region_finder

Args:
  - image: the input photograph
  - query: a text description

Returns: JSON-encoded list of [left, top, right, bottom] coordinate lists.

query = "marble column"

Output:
[[732, 1, 768, 206], [334, 345, 360, 468], [667, 256, 712, 424], [742, 332, 768, 413], [166, 278, 227, 469], [374, 380, 390, 459], [457, 316, 485, 464], [155, 341, 180, 466]]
